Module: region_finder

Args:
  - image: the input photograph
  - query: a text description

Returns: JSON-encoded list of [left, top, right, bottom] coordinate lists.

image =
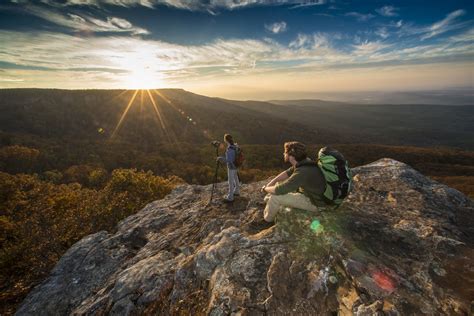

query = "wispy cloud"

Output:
[[352, 41, 390, 57], [290, 0, 326, 9], [289, 33, 310, 48], [448, 27, 474, 43], [313, 13, 334, 17], [15, 0, 328, 12], [265, 21, 287, 34], [288, 32, 332, 50], [2, 28, 472, 79], [345, 12, 375, 22], [376, 5, 398, 17], [0, 78, 25, 82], [1, 0, 473, 90], [396, 9, 469, 40], [421, 9, 467, 40], [9, 4, 149, 34], [375, 27, 389, 39]]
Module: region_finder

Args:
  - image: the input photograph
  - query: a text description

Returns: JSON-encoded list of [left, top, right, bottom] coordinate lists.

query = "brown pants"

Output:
[[263, 193, 319, 222]]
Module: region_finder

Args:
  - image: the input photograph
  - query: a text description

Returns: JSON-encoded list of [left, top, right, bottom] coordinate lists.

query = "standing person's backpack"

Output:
[[317, 147, 352, 205], [234, 144, 245, 168]]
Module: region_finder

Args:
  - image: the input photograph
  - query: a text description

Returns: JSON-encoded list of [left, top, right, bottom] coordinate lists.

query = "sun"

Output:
[[124, 68, 164, 90], [116, 47, 166, 89]]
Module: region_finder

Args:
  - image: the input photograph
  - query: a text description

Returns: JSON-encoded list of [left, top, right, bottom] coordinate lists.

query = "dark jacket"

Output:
[[274, 158, 326, 205]]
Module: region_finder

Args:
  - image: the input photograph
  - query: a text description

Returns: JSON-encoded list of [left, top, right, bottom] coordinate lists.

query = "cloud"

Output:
[[288, 33, 331, 50], [15, 0, 329, 12], [448, 28, 474, 43], [313, 13, 334, 17], [0, 78, 25, 82], [289, 33, 310, 48], [396, 10, 469, 40], [1, 25, 473, 90], [375, 27, 389, 39], [345, 12, 375, 22], [421, 9, 467, 40], [11, 4, 148, 34], [352, 41, 390, 57], [289, 0, 326, 9], [265, 21, 287, 34], [109, 17, 133, 29], [376, 5, 398, 17]]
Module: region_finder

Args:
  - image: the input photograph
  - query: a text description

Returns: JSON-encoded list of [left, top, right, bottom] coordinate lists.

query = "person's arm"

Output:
[[266, 170, 289, 187], [262, 169, 291, 193], [265, 171, 302, 195]]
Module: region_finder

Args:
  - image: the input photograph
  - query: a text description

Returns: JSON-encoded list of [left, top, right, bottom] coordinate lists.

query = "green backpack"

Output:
[[317, 147, 352, 205]]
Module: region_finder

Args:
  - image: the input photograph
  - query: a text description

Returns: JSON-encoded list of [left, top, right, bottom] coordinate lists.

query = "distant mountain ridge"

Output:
[[0, 88, 473, 148], [221, 97, 474, 149], [267, 89, 474, 106], [0, 88, 345, 146]]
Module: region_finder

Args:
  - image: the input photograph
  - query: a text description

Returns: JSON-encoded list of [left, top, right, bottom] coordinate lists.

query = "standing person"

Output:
[[217, 134, 240, 203], [262, 141, 326, 222]]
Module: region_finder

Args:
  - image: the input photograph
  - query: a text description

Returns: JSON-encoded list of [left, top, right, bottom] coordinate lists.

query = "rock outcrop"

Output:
[[16, 159, 474, 315]]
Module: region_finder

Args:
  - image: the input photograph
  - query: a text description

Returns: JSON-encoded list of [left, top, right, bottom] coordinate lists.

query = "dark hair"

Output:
[[224, 134, 234, 145], [284, 141, 307, 162]]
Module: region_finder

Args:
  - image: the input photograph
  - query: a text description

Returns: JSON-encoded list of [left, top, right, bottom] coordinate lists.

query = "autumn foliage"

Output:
[[0, 169, 183, 315]]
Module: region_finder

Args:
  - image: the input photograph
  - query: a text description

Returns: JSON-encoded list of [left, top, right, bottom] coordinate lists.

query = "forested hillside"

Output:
[[226, 99, 474, 149], [0, 89, 339, 146]]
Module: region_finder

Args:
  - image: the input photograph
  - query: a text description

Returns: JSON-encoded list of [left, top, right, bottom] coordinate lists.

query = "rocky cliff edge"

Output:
[[16, 159, 474, 315]]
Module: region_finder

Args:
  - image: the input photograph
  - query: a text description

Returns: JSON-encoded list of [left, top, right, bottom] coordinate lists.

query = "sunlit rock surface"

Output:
[[16, 159, 474, 315]]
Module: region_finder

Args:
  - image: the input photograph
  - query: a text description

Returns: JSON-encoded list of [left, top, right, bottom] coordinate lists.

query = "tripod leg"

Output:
[[209, 161, 219, 204], [208, 146, 220, 205]]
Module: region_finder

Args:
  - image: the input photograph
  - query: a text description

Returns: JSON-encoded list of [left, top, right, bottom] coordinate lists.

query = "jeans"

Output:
[[226, 168, 240, 200]]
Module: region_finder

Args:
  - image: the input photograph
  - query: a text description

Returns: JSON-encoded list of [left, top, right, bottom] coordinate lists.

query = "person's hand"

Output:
[[260, 185, 267, 193]]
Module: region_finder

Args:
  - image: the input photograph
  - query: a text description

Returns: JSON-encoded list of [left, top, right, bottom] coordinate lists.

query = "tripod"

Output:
[[209, 146, 220, 205]]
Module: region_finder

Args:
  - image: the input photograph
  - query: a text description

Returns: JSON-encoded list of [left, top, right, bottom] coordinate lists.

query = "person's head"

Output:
[[224, 134, 234, 145], [284, 141, 307, 163]]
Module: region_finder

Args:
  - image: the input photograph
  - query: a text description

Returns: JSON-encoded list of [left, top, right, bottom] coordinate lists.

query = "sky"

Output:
[[0, 0, 473, 100]]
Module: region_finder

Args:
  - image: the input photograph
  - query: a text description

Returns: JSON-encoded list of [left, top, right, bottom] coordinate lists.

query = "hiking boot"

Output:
[[249, 218, 274, 231], [246, 210, 274, 231], [222, 198, 234, 203]]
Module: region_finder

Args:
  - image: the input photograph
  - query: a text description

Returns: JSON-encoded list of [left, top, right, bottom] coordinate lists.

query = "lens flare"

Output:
[[109, 88, 213, 144], [372, 270, 395, 292], [111, 89, 139, 139], [310, 219, 323, 233]]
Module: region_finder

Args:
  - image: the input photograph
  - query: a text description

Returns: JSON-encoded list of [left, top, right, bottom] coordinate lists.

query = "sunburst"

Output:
[[110, 88, 212, 144]]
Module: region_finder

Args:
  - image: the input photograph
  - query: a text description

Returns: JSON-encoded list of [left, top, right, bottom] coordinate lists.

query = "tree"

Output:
[[0, 145, 40, 174]]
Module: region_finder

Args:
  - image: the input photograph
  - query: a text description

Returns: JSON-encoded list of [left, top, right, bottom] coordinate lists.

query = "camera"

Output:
[[211, 140, 221, 148]]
